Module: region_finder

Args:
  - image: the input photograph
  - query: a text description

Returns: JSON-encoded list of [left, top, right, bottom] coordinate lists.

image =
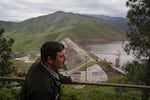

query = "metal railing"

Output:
[[0, 76, 150, 90]]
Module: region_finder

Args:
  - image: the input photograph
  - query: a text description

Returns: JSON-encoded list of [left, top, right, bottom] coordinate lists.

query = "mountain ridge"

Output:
[[82, 14, 129, 32], [0, 11, 126, 51]]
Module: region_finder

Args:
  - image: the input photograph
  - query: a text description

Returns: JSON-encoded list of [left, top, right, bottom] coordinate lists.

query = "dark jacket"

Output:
[[20, 61, 72, 100]]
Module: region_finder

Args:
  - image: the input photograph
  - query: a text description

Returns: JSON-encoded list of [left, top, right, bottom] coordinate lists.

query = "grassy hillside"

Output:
[[83, 14, 129, 32], [0, 11, 126, 52]]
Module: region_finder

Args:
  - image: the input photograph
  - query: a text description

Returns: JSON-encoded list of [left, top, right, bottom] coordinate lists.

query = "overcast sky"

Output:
[[0, 0, 129, 22]]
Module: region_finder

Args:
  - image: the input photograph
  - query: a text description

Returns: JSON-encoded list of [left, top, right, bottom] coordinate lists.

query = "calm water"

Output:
[[86, 41, 135, 67]]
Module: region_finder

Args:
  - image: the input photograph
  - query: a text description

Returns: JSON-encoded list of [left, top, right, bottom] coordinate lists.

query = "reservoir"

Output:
[[86, 41, 135, 67]]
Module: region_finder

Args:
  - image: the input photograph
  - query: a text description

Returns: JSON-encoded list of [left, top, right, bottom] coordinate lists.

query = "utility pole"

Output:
[[84, 56, 88, 100], [85, 56, 88, 83]]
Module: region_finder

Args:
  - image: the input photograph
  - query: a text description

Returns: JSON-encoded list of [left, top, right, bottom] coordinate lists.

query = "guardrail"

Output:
[[0, 76, 150, 90]]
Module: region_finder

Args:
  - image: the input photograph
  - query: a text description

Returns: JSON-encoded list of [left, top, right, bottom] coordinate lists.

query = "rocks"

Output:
[[61, 38, 92, 69]]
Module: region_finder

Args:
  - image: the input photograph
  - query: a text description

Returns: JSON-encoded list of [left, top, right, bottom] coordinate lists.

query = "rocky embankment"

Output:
[[61, 38, 92, 69], [61, 38, 123, 82]]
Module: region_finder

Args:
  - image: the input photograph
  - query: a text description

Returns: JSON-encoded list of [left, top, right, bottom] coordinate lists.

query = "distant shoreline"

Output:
[[75, 37, 127, 45]]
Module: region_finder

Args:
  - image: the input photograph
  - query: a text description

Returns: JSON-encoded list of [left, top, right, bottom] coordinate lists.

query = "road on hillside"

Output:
[[61, 59, 96, 76]]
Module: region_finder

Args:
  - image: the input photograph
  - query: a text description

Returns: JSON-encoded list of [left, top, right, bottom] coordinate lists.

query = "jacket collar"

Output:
[[39, 61, 61, 86]]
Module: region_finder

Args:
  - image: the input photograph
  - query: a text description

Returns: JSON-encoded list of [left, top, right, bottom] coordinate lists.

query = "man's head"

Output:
[[41, 41, 66, 70]]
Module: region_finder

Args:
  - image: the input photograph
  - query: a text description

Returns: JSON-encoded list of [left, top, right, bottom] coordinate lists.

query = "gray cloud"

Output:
[[0, 0, 128, 22]]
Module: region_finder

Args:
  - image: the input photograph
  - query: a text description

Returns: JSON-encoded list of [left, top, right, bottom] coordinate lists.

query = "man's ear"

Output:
[[47, 56, 53, 64]]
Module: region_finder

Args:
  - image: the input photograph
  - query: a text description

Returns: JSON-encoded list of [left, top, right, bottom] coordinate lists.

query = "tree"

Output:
[[0, 26, 14, 76], [125, 0, 150, 100]]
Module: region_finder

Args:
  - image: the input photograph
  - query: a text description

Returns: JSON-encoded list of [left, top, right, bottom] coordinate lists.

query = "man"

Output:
[[21, 41, 77, 100]]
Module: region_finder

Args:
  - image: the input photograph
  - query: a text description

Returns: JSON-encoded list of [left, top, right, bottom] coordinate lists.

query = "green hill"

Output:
[[83, 14, 129, 32], [0, 11, 126, 52]]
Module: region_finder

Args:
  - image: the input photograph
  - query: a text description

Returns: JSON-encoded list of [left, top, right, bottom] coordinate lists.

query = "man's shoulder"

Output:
[[28, 61, 41, 72]]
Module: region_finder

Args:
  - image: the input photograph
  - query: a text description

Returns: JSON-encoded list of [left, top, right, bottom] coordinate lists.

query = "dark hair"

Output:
[[40, 41, 65, 63]]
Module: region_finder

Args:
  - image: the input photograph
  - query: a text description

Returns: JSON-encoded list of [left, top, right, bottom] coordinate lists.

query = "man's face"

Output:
[[52, 49, 66, 70]]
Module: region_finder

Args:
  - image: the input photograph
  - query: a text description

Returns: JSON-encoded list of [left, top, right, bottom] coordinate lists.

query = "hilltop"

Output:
[[0, 11, 126, 52]]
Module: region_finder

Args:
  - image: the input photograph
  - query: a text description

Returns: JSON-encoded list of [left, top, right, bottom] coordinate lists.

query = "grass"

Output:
[[12, 60, 32, 69], [61, 84, 142, 100]]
